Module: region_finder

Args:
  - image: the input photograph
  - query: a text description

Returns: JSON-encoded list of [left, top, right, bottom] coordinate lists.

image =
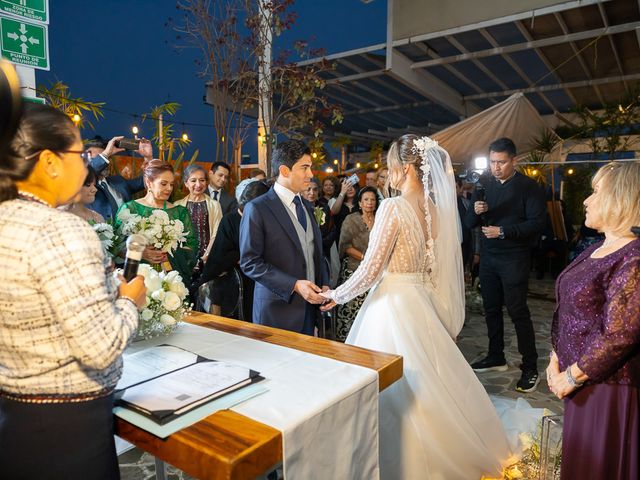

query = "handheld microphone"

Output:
[[476, 185, 487, 226], [123, 234, 147, 281]]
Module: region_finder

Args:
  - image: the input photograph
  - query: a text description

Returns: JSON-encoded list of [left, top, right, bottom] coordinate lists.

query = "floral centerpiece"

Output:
[[117, 207, 188, 270], [134, 264, 191, 340]]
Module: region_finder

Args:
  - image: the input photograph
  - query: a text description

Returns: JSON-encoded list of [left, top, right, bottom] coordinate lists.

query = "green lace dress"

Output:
[[116, 201, 199, 286]]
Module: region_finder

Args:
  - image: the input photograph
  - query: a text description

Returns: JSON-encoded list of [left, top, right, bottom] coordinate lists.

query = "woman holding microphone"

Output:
[[0, 102, 146, 479]]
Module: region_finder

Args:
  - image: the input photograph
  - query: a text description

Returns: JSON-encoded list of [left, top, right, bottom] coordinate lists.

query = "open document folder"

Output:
[[115, 345, 263, 425]]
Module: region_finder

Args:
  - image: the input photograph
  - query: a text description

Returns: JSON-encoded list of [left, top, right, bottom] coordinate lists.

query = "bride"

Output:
[[321, 135, 512, 479]]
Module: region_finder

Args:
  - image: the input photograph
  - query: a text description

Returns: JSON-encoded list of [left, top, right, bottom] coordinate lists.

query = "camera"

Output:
[[115, 138, 140, 150]]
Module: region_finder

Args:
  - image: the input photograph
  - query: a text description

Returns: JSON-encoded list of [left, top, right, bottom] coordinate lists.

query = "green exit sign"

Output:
[[0, 0, 48, 24], [0, 16, 48, 70]]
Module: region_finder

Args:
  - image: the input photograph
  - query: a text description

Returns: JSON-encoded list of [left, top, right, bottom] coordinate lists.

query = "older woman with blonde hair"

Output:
[[547, 160, 640, 480]]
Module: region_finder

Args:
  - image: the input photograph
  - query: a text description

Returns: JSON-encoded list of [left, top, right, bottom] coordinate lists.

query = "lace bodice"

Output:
[[330, 197, 433, 304]]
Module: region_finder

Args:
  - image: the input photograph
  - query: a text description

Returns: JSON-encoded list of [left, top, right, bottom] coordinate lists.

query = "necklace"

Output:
[[592, 235, 632, 255], [17, 190, 52, 207]]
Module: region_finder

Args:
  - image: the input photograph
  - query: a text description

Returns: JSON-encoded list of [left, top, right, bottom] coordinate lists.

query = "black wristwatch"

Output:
[[498, 226, 505, 239]]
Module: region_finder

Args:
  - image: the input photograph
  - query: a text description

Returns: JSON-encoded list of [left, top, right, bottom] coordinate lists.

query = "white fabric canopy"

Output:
[[431, 93, 555, 165]]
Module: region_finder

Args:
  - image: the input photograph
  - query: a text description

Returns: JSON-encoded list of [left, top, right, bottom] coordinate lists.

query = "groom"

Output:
[[239, 139, 329, 334]]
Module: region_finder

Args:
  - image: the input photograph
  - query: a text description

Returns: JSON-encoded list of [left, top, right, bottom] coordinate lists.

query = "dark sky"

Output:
[[37, 0, 387, 165]]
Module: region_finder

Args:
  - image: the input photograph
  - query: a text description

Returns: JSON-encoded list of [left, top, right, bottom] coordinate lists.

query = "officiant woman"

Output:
[[0, 103, 146, 479], [548, 160, 640, 480]]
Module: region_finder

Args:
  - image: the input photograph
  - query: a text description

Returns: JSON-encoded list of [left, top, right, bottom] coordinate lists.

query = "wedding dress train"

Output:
[[330, 197, 512, 479]]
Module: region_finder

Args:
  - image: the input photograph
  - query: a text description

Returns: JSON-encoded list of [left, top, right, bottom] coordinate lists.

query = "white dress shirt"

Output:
[[207, 185, 221, 201], [273, 182, 302, 217]]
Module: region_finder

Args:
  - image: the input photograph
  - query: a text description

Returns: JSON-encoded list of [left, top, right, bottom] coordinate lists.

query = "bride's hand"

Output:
[[320, 300, 336, 312]]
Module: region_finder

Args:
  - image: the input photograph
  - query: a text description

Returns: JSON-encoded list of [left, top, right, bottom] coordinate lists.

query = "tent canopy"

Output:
[[431, 93, 554, 165]]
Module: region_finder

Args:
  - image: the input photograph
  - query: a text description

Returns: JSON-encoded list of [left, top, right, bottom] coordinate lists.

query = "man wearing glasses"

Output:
[[86, 135, 150, 220], [465, 137, 546, 394]]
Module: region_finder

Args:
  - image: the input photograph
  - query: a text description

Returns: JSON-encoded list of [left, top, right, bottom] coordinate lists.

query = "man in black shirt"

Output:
[[465, 138, 546, 393]]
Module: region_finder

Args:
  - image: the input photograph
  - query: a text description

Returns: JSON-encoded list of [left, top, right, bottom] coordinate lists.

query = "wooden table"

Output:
[[114, 312, 403, 480]]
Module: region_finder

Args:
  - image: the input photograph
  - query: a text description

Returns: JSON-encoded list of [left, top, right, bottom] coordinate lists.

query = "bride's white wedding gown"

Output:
[[330, 196, 512, 479]]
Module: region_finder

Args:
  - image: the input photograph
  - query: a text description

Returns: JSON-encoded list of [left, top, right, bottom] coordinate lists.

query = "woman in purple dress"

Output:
[[547, 161, 640, 480]]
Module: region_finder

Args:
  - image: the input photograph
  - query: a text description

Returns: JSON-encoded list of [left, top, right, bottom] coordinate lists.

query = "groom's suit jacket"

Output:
[[239, 187, 329, 333]]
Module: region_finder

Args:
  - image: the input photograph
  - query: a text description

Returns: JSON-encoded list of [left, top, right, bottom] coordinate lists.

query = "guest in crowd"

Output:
[[320, 176, 339, 206], [68, 166, 105, 223], [568, 221, 603, 262], [87, 135, 149, 220], [547, 161, 640, 480], [116, 160, 198, 287], [376, 166, 388, 202], [335, 186, 378, 341], [465, 137, 546, 393], [304, 178, 336, 265], [175, 164, 223, 264], [365, 168, 377, 188], [249, 168, 266, 180], [207, 161, 238, 215], [334, 179, 359, 237], [199, 180, 270, 322], [0, 103, 146, 479]]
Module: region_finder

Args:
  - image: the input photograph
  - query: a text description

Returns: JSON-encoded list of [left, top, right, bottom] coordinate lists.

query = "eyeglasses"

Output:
[[25, 149, 91, 165]]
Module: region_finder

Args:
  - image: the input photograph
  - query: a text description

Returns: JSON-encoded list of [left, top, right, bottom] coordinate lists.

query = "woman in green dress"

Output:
[[116, 159, 198, 287]]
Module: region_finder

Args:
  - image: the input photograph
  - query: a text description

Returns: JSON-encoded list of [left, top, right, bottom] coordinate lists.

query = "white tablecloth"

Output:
[[128, 323, 380, 479]]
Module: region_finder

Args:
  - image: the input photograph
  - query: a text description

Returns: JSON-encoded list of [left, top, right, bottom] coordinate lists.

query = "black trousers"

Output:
[[0, 393, 119, 480], [479, 251, 538, 371]]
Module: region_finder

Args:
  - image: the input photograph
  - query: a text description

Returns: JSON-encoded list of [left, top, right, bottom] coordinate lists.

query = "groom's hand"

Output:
[[294, 280, 325, 304]]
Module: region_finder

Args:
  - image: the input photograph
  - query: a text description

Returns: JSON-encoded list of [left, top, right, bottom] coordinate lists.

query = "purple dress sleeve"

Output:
[[577, 254, 640, 382]]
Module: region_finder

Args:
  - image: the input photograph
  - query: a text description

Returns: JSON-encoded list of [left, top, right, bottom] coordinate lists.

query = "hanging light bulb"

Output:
[[132, 125, 139, 135], [182, 132, 189, 142], [567, 168, 574, 175], [356, 162, 361, 168], [333, 159, 338, 165], [72, 114, 80, 124], [312, 152, 318, 159]]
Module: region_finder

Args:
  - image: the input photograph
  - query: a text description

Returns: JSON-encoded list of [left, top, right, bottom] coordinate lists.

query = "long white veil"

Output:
[[413, 137, 466, 337]]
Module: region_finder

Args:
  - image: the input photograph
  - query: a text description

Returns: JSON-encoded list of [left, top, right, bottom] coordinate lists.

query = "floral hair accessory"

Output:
[[411, 136, 439, 159]]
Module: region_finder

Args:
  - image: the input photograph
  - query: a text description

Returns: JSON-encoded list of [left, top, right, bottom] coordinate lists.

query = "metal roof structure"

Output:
[[300, 0, 640, 145]]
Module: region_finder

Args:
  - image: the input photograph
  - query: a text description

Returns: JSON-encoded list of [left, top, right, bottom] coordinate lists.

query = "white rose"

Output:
[[165, 270, 182, 283], [141, 308, 153, 321], [151, 289, 166, 302], [137, 263, 152, 278], [144, 273, 163, 293], [168, 281, 187, 299], [162, 291, 182, 311], [160, 314, 176, 326]]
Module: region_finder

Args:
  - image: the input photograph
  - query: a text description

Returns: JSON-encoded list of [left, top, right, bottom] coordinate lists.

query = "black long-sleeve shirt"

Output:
[[464, 171, 546, 254]]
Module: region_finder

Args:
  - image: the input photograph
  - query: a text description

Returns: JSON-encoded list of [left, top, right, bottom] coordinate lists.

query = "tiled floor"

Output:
[[119, 275, 562, 479]]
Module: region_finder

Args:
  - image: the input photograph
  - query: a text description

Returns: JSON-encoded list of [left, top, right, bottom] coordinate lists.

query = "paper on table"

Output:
[[120, 362, 253, 413], [116, 345, 197, 391]]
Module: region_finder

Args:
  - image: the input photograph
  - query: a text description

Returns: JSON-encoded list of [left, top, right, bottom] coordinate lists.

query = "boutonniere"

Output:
[[313, 206, 326, 226]]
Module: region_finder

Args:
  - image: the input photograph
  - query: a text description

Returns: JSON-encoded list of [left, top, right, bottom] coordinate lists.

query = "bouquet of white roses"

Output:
[[134, 264, 191, 340], [90, 220, 125, 261], [118, 208, 188, 255]]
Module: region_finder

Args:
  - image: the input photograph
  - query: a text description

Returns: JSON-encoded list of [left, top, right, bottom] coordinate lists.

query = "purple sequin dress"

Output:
[[552, 238, 640, 479], [186, 201, 210, 259]]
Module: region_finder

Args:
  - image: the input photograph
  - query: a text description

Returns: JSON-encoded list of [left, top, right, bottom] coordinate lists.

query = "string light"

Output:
[[325, 167, 334, 173], [220, 135, 225, 143], [72, 114, 80, 124], [132, 125, 139, 135], [532, 169, 538, 176], [312, 152, 318, 159], [356, 162, 361, 168], [374, 163, 379, 169], [567, 168, 574, 175], [182, 132, 189, 141], [333, 159, 338, 165]]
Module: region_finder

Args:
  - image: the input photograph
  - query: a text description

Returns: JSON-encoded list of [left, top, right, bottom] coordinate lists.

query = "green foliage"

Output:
[[38, 81, 105, 130], [562, 164, 597, 225]]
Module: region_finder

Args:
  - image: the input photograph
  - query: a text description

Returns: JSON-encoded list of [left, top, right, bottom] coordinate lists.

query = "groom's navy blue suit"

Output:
[[239, 188, 329, 334]]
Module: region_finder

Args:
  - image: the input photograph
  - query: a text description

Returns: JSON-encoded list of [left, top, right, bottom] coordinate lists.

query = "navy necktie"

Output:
[[293, 196, 307, 231], [213, 190, 219, 200]]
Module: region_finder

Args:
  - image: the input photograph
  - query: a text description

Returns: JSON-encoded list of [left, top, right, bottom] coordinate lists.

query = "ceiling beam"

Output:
[[411, 21, 639, 69], [325, 69, 385, 85], [553, 12, 605, 105], [463, 73, 640, 100], [514, 20, 577, 105], [478, 28, 556, 112], [597, 1, 627, 92], [387, 49, 480, 118], [344, 99, 432, 116]]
